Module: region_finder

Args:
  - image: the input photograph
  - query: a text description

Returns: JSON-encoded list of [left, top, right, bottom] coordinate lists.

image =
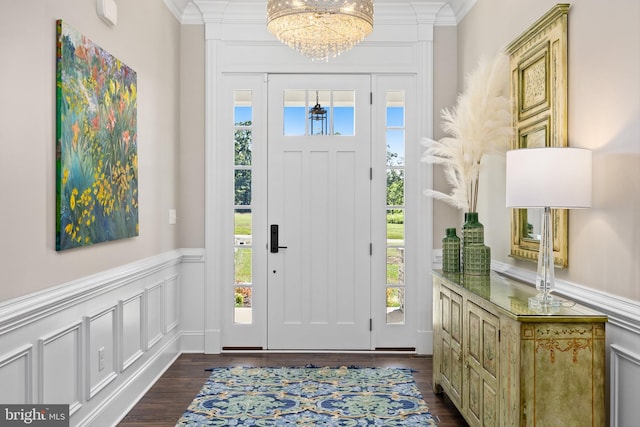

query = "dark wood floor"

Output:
[[119, 353, 468, 426]]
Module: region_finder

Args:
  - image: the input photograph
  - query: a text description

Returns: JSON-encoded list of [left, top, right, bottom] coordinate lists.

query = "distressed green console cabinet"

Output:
[[432, 271, 607, 426]]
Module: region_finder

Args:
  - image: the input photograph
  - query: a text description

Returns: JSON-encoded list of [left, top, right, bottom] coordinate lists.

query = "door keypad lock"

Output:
[[270, 224, 288, 253]]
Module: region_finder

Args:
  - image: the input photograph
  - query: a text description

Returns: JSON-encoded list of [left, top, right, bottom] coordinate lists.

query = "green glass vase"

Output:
[[462, 212, 491, 276], [442, 228, 460, 273]]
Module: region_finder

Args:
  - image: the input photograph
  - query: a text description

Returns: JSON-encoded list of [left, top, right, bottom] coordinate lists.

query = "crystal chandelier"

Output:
[[267, 0, 374, 61]]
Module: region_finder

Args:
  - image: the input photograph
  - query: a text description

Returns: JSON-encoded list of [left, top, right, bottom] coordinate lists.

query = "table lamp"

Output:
[[505, 147, 592, 310]]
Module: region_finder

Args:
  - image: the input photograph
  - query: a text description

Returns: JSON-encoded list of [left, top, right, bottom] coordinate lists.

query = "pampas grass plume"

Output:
[[422, 51, 512, 212]]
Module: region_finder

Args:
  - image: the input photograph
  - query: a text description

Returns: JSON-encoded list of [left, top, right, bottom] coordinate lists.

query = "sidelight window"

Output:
[[385, 91, 406, 325], [233, 90, 253, 324]]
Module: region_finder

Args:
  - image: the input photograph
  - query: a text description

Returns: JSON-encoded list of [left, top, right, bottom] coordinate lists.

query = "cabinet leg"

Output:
[[433, 382, 444, 395]]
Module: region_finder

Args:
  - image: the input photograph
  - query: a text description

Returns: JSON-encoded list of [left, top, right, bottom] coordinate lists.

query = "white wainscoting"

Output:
[[120, 292, 144, 373], [491, 261, 640, 426], [0, 344, 32, 404], [610, 344, 640, 427], [38, 321, 84, 415], [2, 251, 635, 425], [84, 306, 118, 400], [145, 281, 165, 351], [0, 248, 205, 427]]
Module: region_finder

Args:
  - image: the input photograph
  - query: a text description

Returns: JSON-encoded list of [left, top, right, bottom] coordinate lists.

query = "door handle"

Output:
[[270, 224, 288, 253]]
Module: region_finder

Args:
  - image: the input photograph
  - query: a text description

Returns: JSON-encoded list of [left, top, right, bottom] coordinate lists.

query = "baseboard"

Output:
[[180, 331, 205, 353], [416, 330, 433, 355], [204, 329, 222, 354]]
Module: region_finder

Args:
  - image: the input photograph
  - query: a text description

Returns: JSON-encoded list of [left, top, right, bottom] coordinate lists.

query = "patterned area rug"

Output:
[[176, 366, 438, 426]]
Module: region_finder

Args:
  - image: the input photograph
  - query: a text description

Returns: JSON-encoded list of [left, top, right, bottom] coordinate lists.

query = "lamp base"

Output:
[[528, 294, 561, 314]]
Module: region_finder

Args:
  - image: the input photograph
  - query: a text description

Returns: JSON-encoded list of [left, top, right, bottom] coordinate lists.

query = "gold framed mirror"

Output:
[[506, 4, 570, 267]]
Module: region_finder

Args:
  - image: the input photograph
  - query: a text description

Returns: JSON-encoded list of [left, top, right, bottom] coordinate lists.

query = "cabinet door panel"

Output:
[[438, 286, 463, 407], [482, 382, 498, 426], [451, 292, 462, 345], [449, 290, 463, 404], [483, 320, 498, 378], [441, 291, 450, 334], [468, 309, 481, 363], [523, 322, 606, 426], [467, 365, 481, 424], [465, 301, 499, 427]]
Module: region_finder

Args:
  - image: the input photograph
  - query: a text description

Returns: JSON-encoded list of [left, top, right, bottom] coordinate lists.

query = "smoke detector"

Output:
[[97, 0, 117, 27]]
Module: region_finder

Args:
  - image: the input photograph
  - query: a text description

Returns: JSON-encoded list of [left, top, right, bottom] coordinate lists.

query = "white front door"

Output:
[[267, 75, 372, 350]]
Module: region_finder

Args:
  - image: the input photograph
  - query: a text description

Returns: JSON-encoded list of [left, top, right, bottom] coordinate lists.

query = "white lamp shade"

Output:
[[505, 147, 592, 208]]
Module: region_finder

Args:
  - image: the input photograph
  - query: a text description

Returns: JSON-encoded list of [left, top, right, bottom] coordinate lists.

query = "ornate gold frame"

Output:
[[505, 4, 570, 267]]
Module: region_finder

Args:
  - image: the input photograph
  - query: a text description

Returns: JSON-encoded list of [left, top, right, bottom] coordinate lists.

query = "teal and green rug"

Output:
[[176, 366, 438, 426]]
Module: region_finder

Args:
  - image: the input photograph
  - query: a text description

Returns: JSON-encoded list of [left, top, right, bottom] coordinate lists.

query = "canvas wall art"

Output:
[[56, 20, 138, 251]]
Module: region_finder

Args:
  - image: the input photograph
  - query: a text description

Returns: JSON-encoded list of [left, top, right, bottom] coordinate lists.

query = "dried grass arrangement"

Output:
[[422, 52, 512, 212]]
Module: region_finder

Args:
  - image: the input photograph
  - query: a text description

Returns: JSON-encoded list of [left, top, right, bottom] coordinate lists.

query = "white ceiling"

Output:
[[162, 0, 477, 25]]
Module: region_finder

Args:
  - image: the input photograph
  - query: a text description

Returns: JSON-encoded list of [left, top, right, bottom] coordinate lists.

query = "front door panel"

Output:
[[267, 74, 371, 350]]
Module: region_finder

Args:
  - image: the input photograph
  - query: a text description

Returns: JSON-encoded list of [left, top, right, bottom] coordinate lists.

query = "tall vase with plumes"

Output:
[[462, 212, 491, 275]]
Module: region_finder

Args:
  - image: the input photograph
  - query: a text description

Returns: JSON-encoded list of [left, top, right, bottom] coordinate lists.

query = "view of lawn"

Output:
[[234, 212, 252, 235], [234, 247, 252, 284], [386, 223, 403, 241]]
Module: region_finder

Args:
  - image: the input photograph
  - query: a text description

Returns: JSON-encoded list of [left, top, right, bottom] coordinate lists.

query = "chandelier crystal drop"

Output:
[[267, 0, 374, 61]]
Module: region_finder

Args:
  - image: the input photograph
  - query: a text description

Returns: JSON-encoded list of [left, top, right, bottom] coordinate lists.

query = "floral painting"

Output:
[[56, 20, 138, 251]]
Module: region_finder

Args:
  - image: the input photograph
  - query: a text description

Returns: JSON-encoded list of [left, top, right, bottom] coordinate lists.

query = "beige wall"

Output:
[[456, 0, 640, 301], [432, 26, 464, 242], [178, 24, 205, 248], [0, 0, 181, 302], [3, 0, 636, 305]]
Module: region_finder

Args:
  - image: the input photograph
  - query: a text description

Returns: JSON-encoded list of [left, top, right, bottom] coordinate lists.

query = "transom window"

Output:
[[283, 90, 355, 136]]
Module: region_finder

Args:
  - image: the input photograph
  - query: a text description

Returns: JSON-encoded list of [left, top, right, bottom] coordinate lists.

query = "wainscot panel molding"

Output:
[[38, 321, 84, 415], [610, 344, 640, 427], [0, 249, 206, 426], [164, 274, 181, 334], [119, 292, 145, 372], [84, 306, 118, 400], [145, 281, 165, 351], [0, 344, 33, 404], [492, 261, 640, 426]]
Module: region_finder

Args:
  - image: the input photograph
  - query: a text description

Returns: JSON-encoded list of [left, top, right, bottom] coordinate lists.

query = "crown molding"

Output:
[[163, 0, 476, 26], [163, 0, 188, 22]]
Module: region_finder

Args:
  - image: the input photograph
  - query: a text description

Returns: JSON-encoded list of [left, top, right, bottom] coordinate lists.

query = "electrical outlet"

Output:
[[433, 248, 443, 264], [169, 209, 177, 225], [98, 347, 105, 372]]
